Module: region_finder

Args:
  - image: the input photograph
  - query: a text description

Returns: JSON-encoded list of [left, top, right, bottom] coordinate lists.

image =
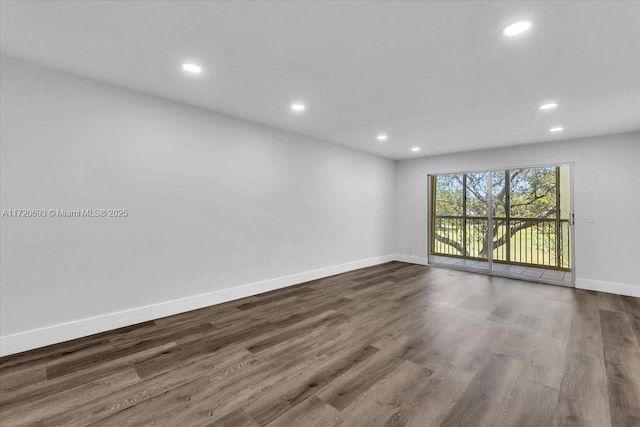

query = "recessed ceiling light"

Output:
[[411, 147, 420, 152], [182, 63, 202, 73], [549, 127, 564, 133], [377, 134, 388, 141], [539, 102, 559, 110], [290, 103, 306, 112], [502, 20, 532, 37]]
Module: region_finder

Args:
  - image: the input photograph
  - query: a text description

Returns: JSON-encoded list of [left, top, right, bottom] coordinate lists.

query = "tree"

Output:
[[434, 167, 557, 258]]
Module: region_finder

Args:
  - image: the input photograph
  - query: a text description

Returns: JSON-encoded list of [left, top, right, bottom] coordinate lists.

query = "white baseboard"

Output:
[[576, 278, 640, 298], [4, 256, 636, 357], [0, 254, 394, 357], [393, 254, 428, 265]]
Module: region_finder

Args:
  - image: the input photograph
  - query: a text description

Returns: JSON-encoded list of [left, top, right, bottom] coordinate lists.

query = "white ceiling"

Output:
[[1, 1, 639, 159]]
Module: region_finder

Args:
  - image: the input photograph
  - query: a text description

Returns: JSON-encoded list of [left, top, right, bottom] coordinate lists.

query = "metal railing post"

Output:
[[462, 174, 467, 257], [555, 167, 561, 268], [505, 171, 511, 264]]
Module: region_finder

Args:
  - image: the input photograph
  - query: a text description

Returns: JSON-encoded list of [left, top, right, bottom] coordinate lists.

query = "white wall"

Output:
[[395, 132, 640, 296], [2, 54, 639, 357], [0, 56, 396, 355]]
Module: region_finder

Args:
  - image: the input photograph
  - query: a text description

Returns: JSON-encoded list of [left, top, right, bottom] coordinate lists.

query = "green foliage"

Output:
[[435, 174, 463, 216], [435, 167, 557, 220], [508, 167, 556, 218]]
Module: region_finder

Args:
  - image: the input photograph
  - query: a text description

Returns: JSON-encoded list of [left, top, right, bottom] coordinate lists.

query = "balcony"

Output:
[[433, 215, 571, 268]]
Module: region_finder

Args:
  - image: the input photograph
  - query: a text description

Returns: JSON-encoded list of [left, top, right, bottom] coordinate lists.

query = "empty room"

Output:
[[1, 1, 639, 426]]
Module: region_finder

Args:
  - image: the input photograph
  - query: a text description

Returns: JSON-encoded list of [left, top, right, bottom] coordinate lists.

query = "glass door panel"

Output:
[[491, 170, 509, 264], [433, 174, 464, 257], [465, 172, 489, 260], [508, 167, 557, 267]]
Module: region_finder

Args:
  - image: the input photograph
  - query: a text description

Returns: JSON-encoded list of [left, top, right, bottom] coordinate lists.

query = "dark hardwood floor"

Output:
[[1, 262, 639, 426]]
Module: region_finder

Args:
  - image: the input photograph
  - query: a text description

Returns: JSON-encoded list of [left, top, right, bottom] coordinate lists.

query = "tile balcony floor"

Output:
[[430, 255, 573, 284]]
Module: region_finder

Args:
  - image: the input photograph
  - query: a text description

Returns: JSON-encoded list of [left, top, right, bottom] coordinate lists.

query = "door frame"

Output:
[[426, 161, 575, 287]]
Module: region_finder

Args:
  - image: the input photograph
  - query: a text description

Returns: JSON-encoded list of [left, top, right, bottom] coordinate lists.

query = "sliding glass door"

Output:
[[430, 164, 573, 285]]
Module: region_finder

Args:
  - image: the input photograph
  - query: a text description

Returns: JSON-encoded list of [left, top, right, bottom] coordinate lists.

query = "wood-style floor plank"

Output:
[[439, 353, 524, 427], [558, 350, 611, 427], [1, 262, 638, 426], [599, 309, 640, 426]]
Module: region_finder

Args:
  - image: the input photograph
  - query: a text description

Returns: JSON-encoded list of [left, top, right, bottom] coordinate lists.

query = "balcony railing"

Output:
[[432, 216, 571, 270]]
